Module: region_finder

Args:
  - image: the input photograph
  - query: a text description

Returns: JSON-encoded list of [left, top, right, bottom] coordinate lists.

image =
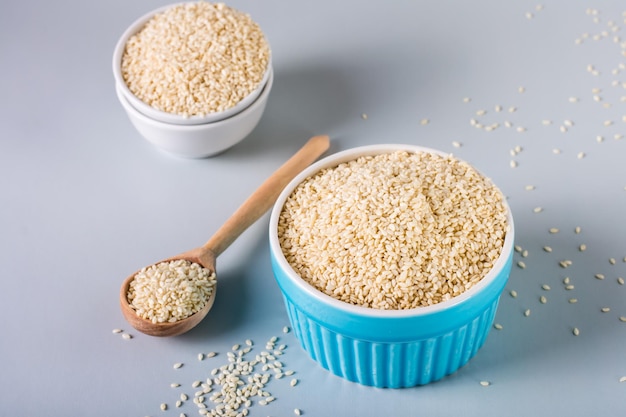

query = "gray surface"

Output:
[[1, 0, 625, 415]]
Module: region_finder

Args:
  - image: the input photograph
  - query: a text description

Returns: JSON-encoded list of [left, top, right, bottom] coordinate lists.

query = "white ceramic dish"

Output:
[[116, 68, 273, 158], [112, 2, 271, 126]]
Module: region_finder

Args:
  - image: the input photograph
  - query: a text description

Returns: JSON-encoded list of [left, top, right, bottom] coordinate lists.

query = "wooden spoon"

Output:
[[120, 135, 330, 337]]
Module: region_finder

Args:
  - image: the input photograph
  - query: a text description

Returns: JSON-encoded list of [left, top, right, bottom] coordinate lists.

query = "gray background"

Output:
[[1, 0, 625, 415]]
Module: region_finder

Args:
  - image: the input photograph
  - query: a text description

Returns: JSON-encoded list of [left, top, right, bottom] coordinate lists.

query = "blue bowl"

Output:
[[268, 144, 514, 388]]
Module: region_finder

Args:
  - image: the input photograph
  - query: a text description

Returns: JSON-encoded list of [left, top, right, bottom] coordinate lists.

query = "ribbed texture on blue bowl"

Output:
[[283, 294, 500, 388]]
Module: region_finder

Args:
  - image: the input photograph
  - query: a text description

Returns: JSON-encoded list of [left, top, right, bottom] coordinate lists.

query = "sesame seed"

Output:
[[112, 328, 123, 334], [620, 317, 626, 323], [579, 244, 587, 251], [198, 353, 204, 361], [480, 380, 491, 386], [510, 160, 518, 168], [294, 408, 302, 415], [494, 323, 503, 330], [549, 228, 560, 234], [160, 403, 168, 411], [517, 261, 527, 269], [565, 285, 575, 290], [540, 296, 547, 304], [569, 298, 578, 304], [601, 307, 611, 313], [609, 258, 617, 265], [620, 376, 626, 383], [524, 309, 531, 317], [543, 246, 553, 252], [542, 119, 553, 125], [173, 363, 183, 370], [463, 97, 472, 103], [420, 118, 430, 125], [542, 284, 551, 291], [207, 352, 217, 358], [618, 277, 625, 285], [595, 273, 605, 280], [573, 327, 580, 336], [575, 226, 582, 234], [192, 381, 201, 388], [525, 185, 536, 191], [290, 378, 299, 386], [181, 393, 188, 401], [553, 148, 562, 154], [122, 333, 132, 340], [518, 86, 526, 93], [245, 339, 253, 346], [533, 207, 543, 213], [563, 277, 571, 285], [510, 290, 518, 298], [516, 126, 526, 133], [452, 141, 462, 148], [361, 113, 368, 120], [577, 152, 586, 159]]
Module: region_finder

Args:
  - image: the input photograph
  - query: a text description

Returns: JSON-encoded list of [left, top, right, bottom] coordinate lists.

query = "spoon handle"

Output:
[[202, 135, 330, 256]]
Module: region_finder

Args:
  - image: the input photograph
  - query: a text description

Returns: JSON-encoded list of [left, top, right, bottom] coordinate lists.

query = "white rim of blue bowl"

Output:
[[115, 67, 274, 129], [112, 1, 272, 126], [269, 144, 515, 319]]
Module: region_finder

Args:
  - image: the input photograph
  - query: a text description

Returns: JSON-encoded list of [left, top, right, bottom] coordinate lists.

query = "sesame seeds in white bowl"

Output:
[[269, 144, 515, 387], [112, 1, 271, 125]]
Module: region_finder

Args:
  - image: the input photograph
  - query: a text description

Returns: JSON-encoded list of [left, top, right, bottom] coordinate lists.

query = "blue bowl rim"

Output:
[[268, 144, 515, 320]]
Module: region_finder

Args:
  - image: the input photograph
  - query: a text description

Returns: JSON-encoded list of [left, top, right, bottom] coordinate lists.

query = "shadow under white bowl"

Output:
[[116, 68, 273, 158], [112, 2, 272, 126]]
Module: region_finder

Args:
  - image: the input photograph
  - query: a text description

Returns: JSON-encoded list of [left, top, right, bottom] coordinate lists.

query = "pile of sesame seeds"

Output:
[[124, 326, 303, 417], [127, 260, 217, 324], [278, 150, 509, 310], [121, 2, 270, 117]]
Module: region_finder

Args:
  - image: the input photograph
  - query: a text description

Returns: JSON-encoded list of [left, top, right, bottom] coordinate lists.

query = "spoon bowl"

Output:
[[119, 135, 331, 337]]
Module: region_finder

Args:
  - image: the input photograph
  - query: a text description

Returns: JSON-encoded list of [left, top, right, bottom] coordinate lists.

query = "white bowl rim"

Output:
[[268, 144, 515, 319], [115, 67, 274, 130], [112, 1, 272, 126]]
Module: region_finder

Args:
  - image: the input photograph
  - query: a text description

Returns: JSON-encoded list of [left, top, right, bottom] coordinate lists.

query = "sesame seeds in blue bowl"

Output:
[[268, 144, 514, 387]]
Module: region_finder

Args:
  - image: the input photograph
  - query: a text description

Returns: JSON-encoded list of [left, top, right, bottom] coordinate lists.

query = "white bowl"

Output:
[[112, 2, 272, 126], [116, 68, 273, 158]]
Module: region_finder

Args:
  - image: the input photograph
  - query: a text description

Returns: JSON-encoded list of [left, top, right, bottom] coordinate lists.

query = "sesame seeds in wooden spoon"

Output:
[[120, 135, 330, 337]]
